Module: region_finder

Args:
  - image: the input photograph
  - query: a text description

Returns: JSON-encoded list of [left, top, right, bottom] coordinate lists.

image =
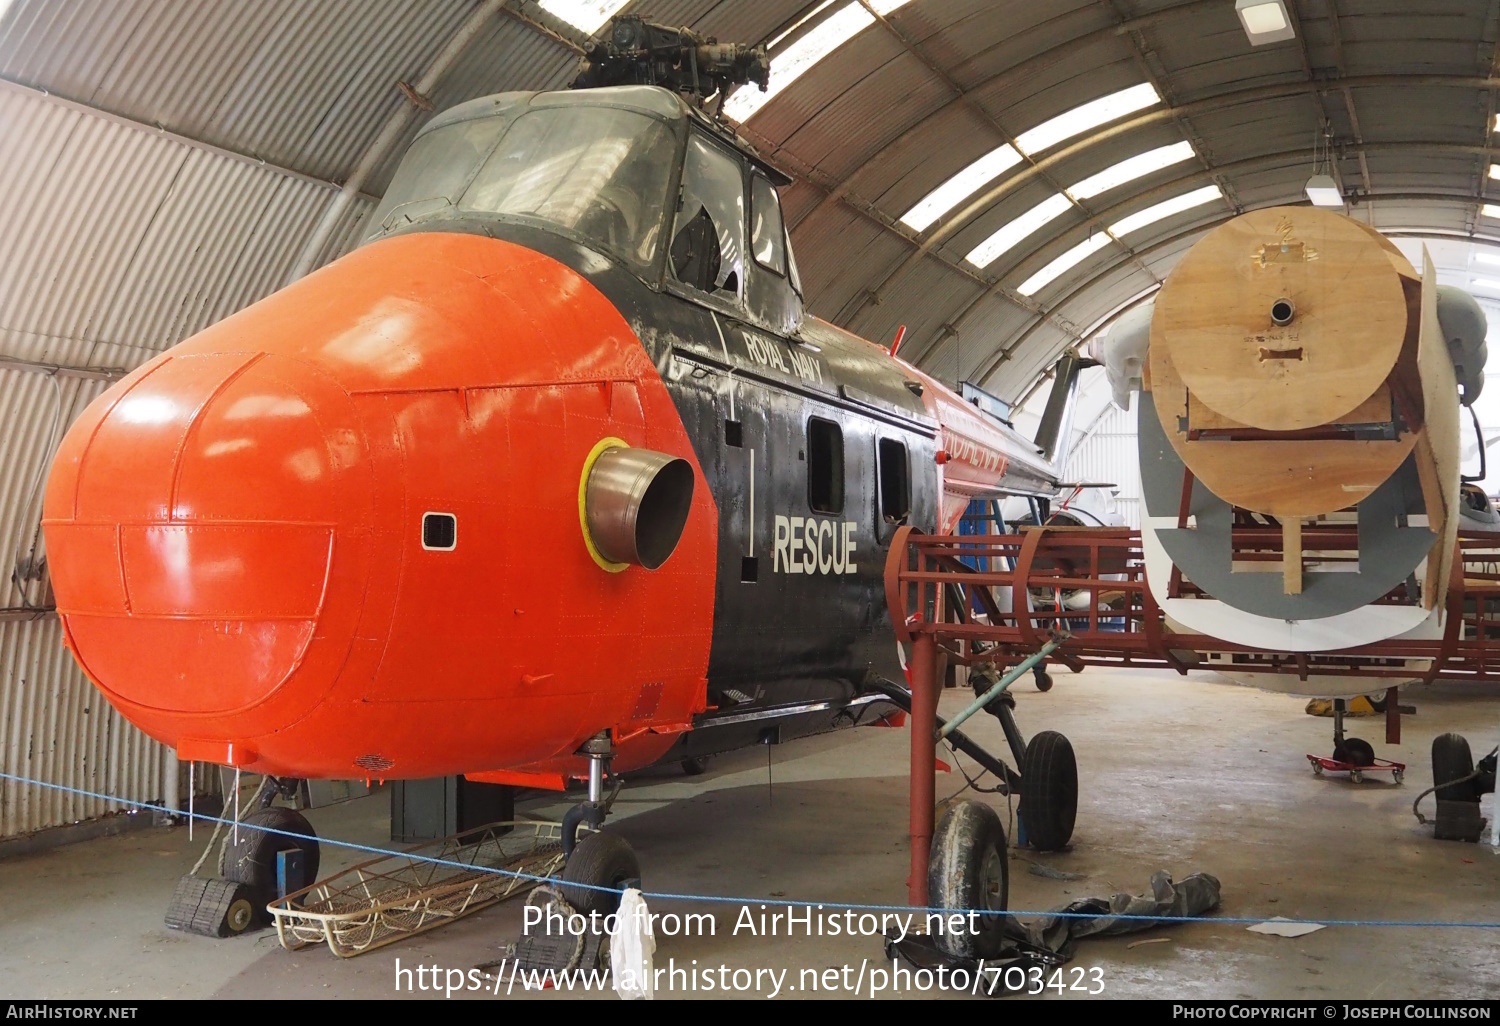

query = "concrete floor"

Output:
[[2, 668, 1498, 1000]]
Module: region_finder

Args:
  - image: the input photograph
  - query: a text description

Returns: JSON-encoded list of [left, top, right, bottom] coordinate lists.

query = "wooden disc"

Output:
[[1151, 207, 1409, 432]]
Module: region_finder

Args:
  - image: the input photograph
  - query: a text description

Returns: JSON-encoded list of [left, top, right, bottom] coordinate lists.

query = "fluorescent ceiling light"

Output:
[[1484, 204, 1500, 220], [723, 0, 913, 121], [1014, 83, 1160, 157], [1304, 173, 1342, 207], [537, 0, 631, 34], [1017, 234, 1113, 296], [1470, 277, 1500, 292], [1109, 185, 1223, 237], [1235, 0, 1296, 45], [965, 194, 1073, 269], [1490, 164, 1500, 180], [1066, 141, 1195, 200], [1474, 251, 1500, 267], [901, 145, 1023, 232]]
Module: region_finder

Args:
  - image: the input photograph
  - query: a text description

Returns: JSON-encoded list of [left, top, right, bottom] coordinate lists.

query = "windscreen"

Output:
[[368, 117, 508, 235], [460, 106, 677, 274]]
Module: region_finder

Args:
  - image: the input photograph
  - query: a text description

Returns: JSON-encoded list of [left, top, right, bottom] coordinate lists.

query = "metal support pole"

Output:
[[910, 633, 938, 907], [937, 635, 1065, 740], [1384, 686, 1401, 745], [188, 763, 194, 842], [163, 751, 180, 819]]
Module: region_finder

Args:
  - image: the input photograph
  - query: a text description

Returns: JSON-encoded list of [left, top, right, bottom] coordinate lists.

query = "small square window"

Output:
[[422, 512, 457, 551], [807, 418, 844, 515], [878, 438, 911, 522], [725, 419, 743, 447], [740, 556, 758, 582]]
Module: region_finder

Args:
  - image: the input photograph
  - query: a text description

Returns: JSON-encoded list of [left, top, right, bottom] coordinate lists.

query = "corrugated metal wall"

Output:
[[0, 81, 374, 838], [1063, 402, 1140, 528]]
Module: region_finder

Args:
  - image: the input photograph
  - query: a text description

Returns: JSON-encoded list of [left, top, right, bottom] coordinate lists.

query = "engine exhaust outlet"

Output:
[[581, 441, 695, 571]]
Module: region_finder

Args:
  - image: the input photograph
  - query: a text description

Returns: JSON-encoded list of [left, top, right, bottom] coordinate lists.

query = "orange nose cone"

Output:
[[44, 348, 371, 726]]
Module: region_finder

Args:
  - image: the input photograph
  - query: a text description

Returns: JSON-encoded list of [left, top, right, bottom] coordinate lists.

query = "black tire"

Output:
[[224, 807, 320, 922], [560, 831, 639, 916], [1019, 730, 1078, 851], [927, 800, 1008, 959], [1034, 671, 1054, 693], [681, 757, 708, 776], [1334, 737, 1376, 768], [1432, 733, 1479, 802]]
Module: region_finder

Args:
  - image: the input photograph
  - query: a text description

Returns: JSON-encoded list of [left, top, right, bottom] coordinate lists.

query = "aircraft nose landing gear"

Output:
[[558, 732, 639, 915]]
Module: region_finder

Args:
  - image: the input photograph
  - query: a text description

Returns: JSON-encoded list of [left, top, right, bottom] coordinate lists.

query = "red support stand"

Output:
[[909, 632, 937, 908]]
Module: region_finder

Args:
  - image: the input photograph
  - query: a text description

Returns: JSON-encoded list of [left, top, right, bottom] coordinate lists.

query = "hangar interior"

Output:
[[2, 0, 1499, 1001]]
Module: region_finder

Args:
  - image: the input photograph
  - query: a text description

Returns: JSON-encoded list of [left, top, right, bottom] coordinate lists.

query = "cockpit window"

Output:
[[671, 133, 746, 300], [750, 173, 787, 276], [459, 107, 677, 274], [369, 118, 508, 235]]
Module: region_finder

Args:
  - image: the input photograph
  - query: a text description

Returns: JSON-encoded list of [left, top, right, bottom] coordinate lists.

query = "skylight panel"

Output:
[[1014, 84, 1161, 157], [965, 194, 1072, 269], [1107, 185, 1223, 237], [1017, 234, 1113, 296], [1067, 142, 1195, 200], [1484, 204, 1500, 220], [723, 0, 914, 122], [901, 145, 1023, 232], [537, 0, 631, 35]]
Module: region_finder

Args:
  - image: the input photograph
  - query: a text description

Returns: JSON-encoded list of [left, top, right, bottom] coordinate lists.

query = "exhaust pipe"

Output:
[[582, 443, 695, 570]]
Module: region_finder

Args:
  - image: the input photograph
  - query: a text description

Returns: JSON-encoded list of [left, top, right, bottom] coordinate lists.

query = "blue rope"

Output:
[[4, 769, 1498, 928]]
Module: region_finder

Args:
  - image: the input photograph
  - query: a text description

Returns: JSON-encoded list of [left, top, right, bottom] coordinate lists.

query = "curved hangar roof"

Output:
[[1, 0, 1498, 408], [0, 0, 1495, 829]]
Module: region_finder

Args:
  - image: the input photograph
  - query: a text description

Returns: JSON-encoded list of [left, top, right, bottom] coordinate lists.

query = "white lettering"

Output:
[[773, 515, 789, 573], [788, 517, 804, 573], [818, 519, 833, 574], [844, 521, 857, 574]]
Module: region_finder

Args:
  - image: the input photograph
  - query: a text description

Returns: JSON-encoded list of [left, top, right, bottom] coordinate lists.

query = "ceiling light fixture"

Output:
[[1484, 203, 1500, 220], [1235, 0, 1295, 46], [1304, 173, 1342, 207]]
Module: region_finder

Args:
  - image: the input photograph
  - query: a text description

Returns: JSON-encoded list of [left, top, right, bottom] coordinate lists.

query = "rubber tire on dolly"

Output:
[[224, 807, 321, 924], [561, 831, 640, 916], [1432, 733, 1479, 802], [927, 800, 1008, 959], [1334, 737, 1376, 768], [1019, 730, 1078, 851]]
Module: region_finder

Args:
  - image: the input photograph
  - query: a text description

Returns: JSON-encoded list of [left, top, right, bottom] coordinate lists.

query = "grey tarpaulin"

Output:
[[1009, 870, 1222, 958], [886, 871, 1222, 994]]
